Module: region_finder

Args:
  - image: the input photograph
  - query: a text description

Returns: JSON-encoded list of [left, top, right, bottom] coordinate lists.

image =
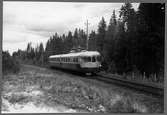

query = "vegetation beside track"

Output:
[[98, 71, 163, 90], [2, 64, 164, 113], [2, 51, 20, 76]]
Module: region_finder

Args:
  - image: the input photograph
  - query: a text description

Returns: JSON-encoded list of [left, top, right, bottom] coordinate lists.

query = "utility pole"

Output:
[[85, 20, 90, 50]]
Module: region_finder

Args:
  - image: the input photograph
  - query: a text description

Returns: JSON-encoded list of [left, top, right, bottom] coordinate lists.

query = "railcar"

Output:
[[49, 50, 102, 74]]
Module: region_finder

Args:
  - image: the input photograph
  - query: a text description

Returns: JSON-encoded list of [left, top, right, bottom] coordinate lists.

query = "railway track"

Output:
[[40, 65, 164, 97], [96, 73, 164, 97]]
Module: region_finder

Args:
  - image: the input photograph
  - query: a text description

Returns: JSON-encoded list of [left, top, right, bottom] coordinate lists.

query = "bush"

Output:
[[2, 51, 20, 76]]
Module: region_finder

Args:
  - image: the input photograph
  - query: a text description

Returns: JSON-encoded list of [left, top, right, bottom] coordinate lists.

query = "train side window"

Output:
[[82, 57, 91, 62]]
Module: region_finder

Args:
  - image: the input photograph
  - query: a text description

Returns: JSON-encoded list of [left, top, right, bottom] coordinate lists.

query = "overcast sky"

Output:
[[3, 2, 139, 54]]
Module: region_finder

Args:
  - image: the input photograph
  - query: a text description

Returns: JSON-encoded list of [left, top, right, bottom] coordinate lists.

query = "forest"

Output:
[[3, 3, 165, 82]]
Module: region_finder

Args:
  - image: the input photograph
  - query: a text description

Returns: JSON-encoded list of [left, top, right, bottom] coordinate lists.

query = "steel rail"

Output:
[[96, 73, 164, 97]]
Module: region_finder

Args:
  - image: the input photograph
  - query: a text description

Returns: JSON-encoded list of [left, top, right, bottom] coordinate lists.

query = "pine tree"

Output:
[[88, 31, 96, 51], [96, 17, 106, 54], [104, 10, 118, 71]]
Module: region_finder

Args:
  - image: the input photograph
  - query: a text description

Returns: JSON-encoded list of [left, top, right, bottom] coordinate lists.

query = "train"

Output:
[[48, 50, 102, 74]]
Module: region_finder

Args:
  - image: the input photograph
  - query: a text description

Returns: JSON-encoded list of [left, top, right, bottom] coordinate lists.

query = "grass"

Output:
[[100, 71, 164, 89], [2, 64, 164, 113]]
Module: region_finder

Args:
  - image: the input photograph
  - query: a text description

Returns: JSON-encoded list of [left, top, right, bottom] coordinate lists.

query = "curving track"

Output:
[[48, 65, 164, 97], [95, 73, 164, 97]]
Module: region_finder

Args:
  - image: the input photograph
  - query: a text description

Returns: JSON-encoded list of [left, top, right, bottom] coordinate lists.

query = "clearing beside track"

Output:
[[1, 64, 164, 113]]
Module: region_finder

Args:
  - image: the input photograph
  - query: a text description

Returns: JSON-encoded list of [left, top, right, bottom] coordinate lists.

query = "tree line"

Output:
[[9, 3, 164, 80]]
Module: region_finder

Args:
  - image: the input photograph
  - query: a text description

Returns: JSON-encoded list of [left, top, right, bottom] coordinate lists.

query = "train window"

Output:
[[88, 57, 91, 62], [92, 56, 96, 62], [82, 57, 91, 62]]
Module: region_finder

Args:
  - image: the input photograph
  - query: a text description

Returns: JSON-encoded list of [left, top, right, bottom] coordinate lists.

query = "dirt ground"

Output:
[[1, 64, 164, 113]]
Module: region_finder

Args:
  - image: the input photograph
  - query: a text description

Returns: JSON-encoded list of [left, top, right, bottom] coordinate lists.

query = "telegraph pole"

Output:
[[85, 20, 90, 50]]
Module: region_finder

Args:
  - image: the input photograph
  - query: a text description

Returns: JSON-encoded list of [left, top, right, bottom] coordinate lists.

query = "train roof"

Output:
[[49, 51, 100, 58]]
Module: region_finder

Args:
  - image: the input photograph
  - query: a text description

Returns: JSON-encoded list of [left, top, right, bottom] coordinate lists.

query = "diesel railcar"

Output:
[[49, 50, 102, 74]]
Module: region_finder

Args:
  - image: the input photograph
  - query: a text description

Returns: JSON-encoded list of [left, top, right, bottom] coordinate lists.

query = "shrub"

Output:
[[2, 51, 20, 76]]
